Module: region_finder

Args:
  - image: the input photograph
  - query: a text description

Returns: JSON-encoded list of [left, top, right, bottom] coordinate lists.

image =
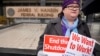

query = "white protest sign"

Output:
[[64, 32, 96, 56], [43, 35, 69, 56]]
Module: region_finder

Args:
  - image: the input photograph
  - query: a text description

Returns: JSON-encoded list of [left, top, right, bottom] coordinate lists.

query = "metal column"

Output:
[[40, 0, 46, 23]]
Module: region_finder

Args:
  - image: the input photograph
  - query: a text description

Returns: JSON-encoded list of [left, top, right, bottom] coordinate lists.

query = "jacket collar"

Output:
[[78, 18, 84, 27], [50, 17, 84, 36]]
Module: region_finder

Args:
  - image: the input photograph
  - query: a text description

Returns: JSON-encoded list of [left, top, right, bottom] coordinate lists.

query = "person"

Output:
[[37, 0, 93, 56]]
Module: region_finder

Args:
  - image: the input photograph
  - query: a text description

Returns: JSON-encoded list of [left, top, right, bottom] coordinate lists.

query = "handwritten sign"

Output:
[[64, 32, 95, 56]]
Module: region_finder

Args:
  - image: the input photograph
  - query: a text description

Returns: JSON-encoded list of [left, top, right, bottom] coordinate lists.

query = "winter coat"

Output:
[[37, 18, 91, 52]]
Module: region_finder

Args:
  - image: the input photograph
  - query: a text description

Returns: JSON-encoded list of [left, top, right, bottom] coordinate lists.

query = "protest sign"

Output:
[[43, 35, 69, 56], [64, 32, 96, 56]]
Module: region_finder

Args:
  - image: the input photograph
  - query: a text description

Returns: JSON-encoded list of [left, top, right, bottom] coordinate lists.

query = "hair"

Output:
[[58, 11, 64, 19]]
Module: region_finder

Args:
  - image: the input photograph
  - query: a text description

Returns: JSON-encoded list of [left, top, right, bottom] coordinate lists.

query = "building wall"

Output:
[[3, 0, 62, 23]]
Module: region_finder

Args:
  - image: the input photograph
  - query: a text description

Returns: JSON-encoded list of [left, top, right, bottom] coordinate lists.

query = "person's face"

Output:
[[63, 4, 80, 20]]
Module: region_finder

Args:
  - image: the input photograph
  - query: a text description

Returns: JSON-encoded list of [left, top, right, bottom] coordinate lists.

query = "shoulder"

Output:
[[48, 18, 61, 25], [46, 18, 61, 28], [78, 19, 91, 37], [50, 18, 61, 23]]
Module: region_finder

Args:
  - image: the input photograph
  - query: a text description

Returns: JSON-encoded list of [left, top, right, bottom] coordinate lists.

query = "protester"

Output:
[[37, 0, 94, 56]]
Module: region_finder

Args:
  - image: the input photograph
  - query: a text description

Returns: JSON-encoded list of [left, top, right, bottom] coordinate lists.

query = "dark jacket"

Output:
[[37, 18, 91, 52]]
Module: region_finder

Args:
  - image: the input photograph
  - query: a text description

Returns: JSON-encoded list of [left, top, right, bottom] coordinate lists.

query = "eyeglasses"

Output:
[[66, 6, 80, 10]]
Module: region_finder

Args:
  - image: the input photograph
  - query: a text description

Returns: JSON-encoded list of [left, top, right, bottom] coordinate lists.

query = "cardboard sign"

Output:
[[64, 32, 96, 56]]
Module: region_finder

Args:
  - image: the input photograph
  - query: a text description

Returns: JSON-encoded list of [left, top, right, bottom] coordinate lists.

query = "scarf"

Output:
[[62, 16, 79, 37]]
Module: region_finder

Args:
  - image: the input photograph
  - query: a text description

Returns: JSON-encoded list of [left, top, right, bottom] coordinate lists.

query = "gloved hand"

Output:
[[37, 50, 48, 56]]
